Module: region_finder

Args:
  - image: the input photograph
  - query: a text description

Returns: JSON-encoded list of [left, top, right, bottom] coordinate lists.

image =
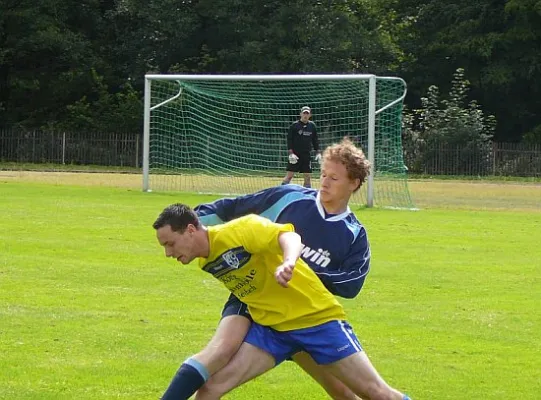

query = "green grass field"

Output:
[[1, 174, 540, 399]]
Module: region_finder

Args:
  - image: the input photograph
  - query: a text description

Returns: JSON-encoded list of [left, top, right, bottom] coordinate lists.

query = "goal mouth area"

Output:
[[143, 74, 414, 209]]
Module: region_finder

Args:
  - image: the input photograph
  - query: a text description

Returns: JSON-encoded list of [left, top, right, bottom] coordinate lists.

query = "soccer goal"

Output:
[[143, 74, 414, 208]]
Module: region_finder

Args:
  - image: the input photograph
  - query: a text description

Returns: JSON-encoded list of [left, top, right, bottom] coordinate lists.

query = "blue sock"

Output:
[[304, 183, 311, 188], [161, 358, 210, 400], [403, 395, 411, 400]]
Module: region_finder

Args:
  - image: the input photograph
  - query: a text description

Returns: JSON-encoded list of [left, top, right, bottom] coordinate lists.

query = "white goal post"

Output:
[[143, 74, 411, 208]]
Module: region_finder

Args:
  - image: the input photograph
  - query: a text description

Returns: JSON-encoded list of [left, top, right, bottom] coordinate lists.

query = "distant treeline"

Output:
[[1, 0, 540, 143]]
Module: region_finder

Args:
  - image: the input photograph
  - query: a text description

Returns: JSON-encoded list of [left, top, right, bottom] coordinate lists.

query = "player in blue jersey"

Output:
[[161, 138, 390, 400], [154, 204, 410, 400]]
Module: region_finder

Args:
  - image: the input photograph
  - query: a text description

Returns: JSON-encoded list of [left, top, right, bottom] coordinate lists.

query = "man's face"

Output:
[[156, 224, 197, 265], [319, 159, 360, 204], [300, 111, 310, 122]]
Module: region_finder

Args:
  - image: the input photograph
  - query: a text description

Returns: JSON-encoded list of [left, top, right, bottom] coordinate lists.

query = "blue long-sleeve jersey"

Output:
[[195, 184, 370, 299]]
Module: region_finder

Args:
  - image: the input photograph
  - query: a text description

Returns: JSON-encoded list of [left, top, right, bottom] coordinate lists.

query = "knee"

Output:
[[327, 386, 357, 400], [212, 339, 239, 365], [364, 382, 396, 400], [196, 379, 226, 400], [196, 338, 240, 372]]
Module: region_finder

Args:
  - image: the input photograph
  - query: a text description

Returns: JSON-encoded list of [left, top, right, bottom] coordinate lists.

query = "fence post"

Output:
[[492, 142, 497, 176], [62, 132, 66, 164], [135, 134, 139, 168], [32, 131, 36, 162]]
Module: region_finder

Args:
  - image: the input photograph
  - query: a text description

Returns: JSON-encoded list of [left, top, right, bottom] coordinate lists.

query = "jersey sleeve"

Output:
[[311, 122, 320, 152], [235, 215, 294, 255], [287, 122, 295, 151], [311, 227, 370, 298], [195, 185, 305, 226]]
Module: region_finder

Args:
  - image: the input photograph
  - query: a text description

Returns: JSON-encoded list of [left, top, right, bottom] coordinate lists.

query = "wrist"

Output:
[[283, 258, 297, 268]]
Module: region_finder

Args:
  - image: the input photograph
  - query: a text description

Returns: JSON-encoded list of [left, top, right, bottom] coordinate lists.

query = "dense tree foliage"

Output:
[[393, 0, 541, 142], [0, 0, 539, 142]]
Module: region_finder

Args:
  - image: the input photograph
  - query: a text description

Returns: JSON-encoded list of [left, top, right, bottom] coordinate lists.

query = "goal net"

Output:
[[143, 75, 414, 208]]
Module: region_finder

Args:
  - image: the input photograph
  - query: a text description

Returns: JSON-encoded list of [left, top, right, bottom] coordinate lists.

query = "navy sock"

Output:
[[161, 358, 210, 400]]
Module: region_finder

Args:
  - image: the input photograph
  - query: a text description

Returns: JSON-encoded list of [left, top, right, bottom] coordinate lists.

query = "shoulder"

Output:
[[271, 185, 318, 205], [218, 215, 267, 240], [253, 184, 317, 201], [347, 213, 363, 226], [228, 214, 264, 226], [342, 213, 367, 242], [274, 184, 317, 197]]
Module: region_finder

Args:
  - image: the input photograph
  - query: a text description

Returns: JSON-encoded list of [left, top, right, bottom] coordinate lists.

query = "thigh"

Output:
[[195, 343, 276, 399], [292, 352, 359, 400], [193, 296, 252, 374], [323, 351, 389, 399], [298, 155, 312, 173], [286, 161, 300, 172]]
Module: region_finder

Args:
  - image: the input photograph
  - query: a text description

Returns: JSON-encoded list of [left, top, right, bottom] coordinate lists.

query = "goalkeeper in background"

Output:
[[282, 105, 321, 188]]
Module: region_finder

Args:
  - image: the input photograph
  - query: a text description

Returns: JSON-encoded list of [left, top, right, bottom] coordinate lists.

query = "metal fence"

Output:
[[1, 129, 540, 177], [403, 141, 541, 177], [0, 130, 140, 167]]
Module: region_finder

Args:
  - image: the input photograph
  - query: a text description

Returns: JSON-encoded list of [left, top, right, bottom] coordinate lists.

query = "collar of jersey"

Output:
[[315, 191, 352, 221]]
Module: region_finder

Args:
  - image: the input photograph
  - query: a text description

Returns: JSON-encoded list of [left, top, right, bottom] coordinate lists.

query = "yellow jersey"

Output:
[[198, 214, 346, 331]]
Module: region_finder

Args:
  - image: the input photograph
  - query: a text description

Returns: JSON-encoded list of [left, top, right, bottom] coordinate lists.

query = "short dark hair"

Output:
[[152, 203, 200, 233]]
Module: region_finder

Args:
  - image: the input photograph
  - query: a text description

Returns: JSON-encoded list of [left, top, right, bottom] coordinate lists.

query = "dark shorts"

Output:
[[221, 293, 252, 321], [286, 153, 312, 173]]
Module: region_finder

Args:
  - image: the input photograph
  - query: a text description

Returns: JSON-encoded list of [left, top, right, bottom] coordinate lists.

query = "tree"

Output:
[[0, 0, 136, 131], [403, 68, 496, 174], [393, 0, 541, 142]]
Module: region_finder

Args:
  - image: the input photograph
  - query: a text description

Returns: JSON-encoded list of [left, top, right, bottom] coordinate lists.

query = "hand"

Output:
[[315, 153, 322, 164], [288, 153, 299, 164], [275, 262, 295, 288]]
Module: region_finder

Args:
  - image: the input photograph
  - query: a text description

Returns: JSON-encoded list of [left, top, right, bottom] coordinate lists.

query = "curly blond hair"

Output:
[[322, 137, 371, 192]]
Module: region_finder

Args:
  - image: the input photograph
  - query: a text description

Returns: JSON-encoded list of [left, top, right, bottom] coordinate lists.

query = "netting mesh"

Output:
[[146, 77, 414, 208]]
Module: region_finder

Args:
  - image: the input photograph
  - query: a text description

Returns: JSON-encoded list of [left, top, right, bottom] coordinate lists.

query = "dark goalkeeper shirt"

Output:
[[287, 120, 319, 155]]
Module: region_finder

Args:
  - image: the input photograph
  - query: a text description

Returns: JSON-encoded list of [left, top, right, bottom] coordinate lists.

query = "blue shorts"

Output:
[[244, 320, 363, 365]]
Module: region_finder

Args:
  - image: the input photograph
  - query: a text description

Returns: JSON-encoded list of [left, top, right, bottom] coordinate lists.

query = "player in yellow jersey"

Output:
[[153, 203, 410, 400]]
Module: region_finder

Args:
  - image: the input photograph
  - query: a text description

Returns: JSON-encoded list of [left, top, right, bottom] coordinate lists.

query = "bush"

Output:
[[403, 68, 495, 175]]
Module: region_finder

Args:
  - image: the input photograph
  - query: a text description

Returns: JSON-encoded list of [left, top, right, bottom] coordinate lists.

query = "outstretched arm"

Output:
[[195, 186, 300, 226]]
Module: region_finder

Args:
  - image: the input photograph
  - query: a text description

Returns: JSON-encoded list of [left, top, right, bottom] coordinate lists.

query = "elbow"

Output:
[[339, 288, 359, 299], [335, 277, 366, 299]]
